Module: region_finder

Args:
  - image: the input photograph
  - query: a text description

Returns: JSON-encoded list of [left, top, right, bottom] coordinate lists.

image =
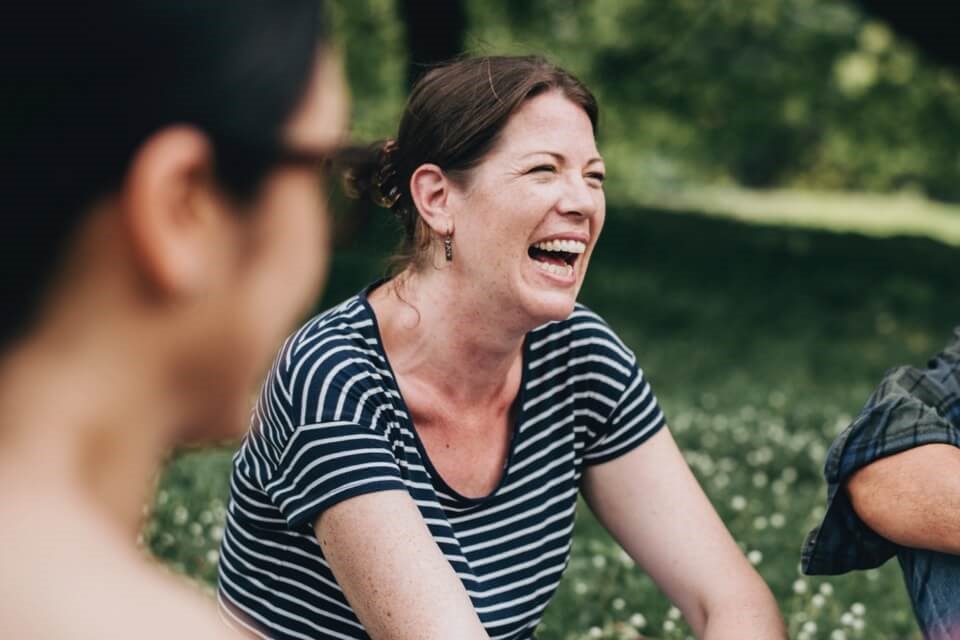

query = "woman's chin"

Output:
[[519, 288, 578, 326]]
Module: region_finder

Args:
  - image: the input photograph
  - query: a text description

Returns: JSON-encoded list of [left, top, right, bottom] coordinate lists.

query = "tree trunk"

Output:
[[859, 1, 960, 69], [398, 0, 467, 88]]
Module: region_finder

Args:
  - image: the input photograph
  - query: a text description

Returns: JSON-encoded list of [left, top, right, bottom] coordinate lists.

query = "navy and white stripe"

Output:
[[218, 283, 666, 640]]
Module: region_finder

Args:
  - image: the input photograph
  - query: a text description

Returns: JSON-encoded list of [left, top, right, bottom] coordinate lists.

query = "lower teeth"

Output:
[[533, 260, 573, 277]]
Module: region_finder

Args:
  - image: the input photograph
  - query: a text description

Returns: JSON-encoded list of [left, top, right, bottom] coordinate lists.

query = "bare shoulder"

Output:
[[0, 495, 239, 640]]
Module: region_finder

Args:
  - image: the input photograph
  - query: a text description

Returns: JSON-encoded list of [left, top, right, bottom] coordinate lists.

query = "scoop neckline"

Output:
[[358, 279, 531, 506]]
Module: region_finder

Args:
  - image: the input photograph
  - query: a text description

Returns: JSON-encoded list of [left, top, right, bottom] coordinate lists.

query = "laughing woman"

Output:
[[218, 56, 785, 640]]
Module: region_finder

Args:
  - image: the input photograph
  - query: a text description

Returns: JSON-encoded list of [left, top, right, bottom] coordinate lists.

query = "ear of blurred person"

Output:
[[0, 1, 345, 637]]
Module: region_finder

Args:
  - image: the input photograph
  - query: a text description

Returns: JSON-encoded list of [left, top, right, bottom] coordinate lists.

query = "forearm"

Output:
[[698, 579, 786, 640], [316, 492, 490, 640]]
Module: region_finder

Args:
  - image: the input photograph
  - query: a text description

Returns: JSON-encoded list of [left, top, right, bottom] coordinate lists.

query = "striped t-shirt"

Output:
[[218, 283, 666, 640]]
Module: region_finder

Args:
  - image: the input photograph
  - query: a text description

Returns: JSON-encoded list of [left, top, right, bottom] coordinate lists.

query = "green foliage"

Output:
[[148, 209, 959, 639], [332, 0, 960, 203], [329, 0, 408, 141]]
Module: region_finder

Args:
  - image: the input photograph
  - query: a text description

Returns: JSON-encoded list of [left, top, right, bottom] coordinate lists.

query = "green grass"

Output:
[[148, 205, 960, 640]]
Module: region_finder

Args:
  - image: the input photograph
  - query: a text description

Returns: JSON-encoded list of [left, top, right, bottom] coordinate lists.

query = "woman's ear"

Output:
[[118, 125, 235, 298], [409, 163, 455, 235]]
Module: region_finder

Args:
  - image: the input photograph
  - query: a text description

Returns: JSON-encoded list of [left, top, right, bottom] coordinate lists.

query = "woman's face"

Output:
[[450, 90, 605, 328], [185, 51, 348, 441]]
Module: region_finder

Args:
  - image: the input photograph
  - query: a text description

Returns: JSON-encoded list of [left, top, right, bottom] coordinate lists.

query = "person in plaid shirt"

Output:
[[803, 4, 960, 637], [802, 328, 960, 637]]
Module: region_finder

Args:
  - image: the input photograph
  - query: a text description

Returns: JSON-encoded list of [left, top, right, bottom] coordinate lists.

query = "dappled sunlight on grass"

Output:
[[621, 187, 960, 247]]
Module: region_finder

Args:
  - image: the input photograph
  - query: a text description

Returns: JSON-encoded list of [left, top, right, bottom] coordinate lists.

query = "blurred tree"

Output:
[[467, 0, 960, 201], [334, 0, 960, 204]]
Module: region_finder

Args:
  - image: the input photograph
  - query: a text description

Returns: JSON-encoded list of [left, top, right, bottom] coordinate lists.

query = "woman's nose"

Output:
[[557, 173, 600, 218]]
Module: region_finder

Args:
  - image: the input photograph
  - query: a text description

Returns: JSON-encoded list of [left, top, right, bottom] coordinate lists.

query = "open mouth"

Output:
[[527, 239, 586, 278]]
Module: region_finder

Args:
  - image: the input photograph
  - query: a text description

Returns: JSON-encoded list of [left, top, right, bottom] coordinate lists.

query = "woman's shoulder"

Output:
[[258, 291, 398, 430], [273, 293, 384, 380], [527, 303, 638, 369]]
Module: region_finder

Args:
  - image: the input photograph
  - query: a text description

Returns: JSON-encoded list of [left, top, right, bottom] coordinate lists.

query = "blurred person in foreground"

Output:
[[217, 55, 786, 640], [0, 1, 348, 637], [803, 3, 960, 638]]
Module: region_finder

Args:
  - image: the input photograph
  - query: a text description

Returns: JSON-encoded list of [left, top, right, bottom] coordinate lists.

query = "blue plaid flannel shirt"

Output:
[[802, 327, 960, 575]]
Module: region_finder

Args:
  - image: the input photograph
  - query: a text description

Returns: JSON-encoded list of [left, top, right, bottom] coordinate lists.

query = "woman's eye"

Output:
[[586, 172, 606, 183], [528, 165, 557, 174]]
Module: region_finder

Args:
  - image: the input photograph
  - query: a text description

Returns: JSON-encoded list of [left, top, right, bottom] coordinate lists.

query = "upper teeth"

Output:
[[532, 239, 587, 254]]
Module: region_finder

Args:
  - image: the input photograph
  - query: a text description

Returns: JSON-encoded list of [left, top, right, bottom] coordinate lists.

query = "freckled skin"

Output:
[[449, 91, 607, 333]]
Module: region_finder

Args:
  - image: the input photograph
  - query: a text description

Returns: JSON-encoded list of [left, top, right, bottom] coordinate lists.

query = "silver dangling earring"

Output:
[[444, 234, 453, 262]]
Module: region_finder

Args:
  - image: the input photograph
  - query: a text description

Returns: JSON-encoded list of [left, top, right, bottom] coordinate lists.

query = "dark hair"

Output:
[[0, 0, 329, 349], [351, 55, 599, 275]]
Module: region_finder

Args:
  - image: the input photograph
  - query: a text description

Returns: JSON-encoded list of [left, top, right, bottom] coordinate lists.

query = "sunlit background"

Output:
[[147, 2, 960, 638]]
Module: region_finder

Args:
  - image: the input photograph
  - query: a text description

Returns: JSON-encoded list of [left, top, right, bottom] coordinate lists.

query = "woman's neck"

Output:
[[369, 271, 527, 410], [0, 317, 180, 538]]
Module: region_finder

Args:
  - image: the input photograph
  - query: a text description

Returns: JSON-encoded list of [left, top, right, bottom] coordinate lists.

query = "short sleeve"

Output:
[[262, 421, 406, 531], [803, 333, 960, 575], [583, 361, 666, 466]]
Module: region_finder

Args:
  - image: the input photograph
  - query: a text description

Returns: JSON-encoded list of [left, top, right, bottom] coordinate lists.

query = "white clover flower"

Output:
[[172, 505, 189, 525], [205, 549, 219, 565], [792, 579, 808, 594], [812, 594, 825, 608], [667, 606, 681, 620], [802, 621, 817, 633], [663, 620, 676, 632], [592, 554, 607, 569], [629, 613, 647, 629], [752, 472, 768, 488], [753, 516, 768, 530], [574, 581, 589, 595], [747, 550, 763, 565], [852, 618, 865, 631], [731, 495, 747, 511], [818, 582, 834, 596], [588, 626, 603, 638], [612, 597, 626, 611], [830, 630, 847, 640], [770, 513, 786, 528], [851, 602, 865, 616], [840, 612, 855, 626]]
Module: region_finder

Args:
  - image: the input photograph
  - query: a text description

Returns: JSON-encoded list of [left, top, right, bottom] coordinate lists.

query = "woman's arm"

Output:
[[847, 443, 960, 555], [315, 490, 489, 640], [581, 428, 785, 640]]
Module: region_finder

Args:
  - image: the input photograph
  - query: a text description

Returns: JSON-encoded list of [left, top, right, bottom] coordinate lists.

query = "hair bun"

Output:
[[342, 139, 404, 212], [373, 139, 402, 209]]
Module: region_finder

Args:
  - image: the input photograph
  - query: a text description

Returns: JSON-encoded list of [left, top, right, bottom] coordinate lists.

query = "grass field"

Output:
[[147, 205, 960, 640]]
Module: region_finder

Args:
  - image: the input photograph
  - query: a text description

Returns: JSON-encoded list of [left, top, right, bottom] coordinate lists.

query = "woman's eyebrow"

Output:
[[519, 150, 605, 165]]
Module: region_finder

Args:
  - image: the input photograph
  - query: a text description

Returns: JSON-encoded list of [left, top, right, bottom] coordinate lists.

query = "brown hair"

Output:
[[351, 55, 599, 275]]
